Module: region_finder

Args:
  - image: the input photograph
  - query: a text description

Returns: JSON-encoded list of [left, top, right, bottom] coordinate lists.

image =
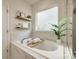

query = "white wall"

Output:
[[9, 0, 32, 41]]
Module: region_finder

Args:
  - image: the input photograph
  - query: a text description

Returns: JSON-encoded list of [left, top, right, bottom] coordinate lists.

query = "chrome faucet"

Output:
[[21, 38, 27, 44]]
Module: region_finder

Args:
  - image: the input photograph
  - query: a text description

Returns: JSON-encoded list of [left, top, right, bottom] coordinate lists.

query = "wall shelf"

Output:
[[16, 16, 32, 21], [15, 27, 29, 30]]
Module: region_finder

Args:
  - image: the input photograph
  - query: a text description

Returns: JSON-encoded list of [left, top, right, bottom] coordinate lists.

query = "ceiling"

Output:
[[25, 0, 41, 5]]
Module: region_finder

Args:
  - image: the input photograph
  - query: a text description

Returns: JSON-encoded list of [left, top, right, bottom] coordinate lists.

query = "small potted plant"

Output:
[[51, 23, 66, 44], [51, 17, 72, 44]]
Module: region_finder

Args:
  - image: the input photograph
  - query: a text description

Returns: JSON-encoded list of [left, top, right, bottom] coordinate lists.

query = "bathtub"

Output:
[[23, 39, 58, 51], [11, 39, 72, 59]]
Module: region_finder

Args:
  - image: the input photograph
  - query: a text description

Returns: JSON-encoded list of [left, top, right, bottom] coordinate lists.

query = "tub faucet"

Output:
[[21, 38, 27, 44]]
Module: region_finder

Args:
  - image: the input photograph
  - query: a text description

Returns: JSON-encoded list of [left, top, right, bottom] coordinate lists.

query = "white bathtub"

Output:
[[23, 39, 58, 51], [11, 39, 72, 59]]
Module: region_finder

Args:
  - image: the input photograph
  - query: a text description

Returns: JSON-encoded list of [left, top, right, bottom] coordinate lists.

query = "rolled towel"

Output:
[[32, 37, 42, 43]]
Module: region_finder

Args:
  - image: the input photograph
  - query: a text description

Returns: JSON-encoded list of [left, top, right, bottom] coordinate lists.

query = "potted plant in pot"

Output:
[[51, 17, 72, 44], [51, 23, 66, 44]]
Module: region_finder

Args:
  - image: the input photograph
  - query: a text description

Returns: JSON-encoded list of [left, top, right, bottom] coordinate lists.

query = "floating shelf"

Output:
[[15, 27, 29, 30], [16, 16, 32, 21]]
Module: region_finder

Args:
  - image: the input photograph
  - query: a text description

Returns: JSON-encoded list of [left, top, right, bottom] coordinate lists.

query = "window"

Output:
[[35, 6, 58, 31]]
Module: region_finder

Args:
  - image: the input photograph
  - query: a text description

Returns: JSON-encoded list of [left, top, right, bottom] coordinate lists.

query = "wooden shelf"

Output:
[[16, 16, 31, 21], [15, 27, 29, 30]]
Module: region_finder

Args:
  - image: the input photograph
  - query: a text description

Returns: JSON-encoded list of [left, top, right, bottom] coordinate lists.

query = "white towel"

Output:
[[33, 37, 42, 43]]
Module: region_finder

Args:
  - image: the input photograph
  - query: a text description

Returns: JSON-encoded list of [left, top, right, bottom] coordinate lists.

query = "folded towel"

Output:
[[23, 37, 42, 45]]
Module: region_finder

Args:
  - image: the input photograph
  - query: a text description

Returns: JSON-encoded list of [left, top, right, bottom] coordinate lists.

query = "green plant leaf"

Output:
[[51, 24, 58, 28], [59, 23, 66, 29], [60, 29, 67, 34], [51, 29, 58, 35]]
